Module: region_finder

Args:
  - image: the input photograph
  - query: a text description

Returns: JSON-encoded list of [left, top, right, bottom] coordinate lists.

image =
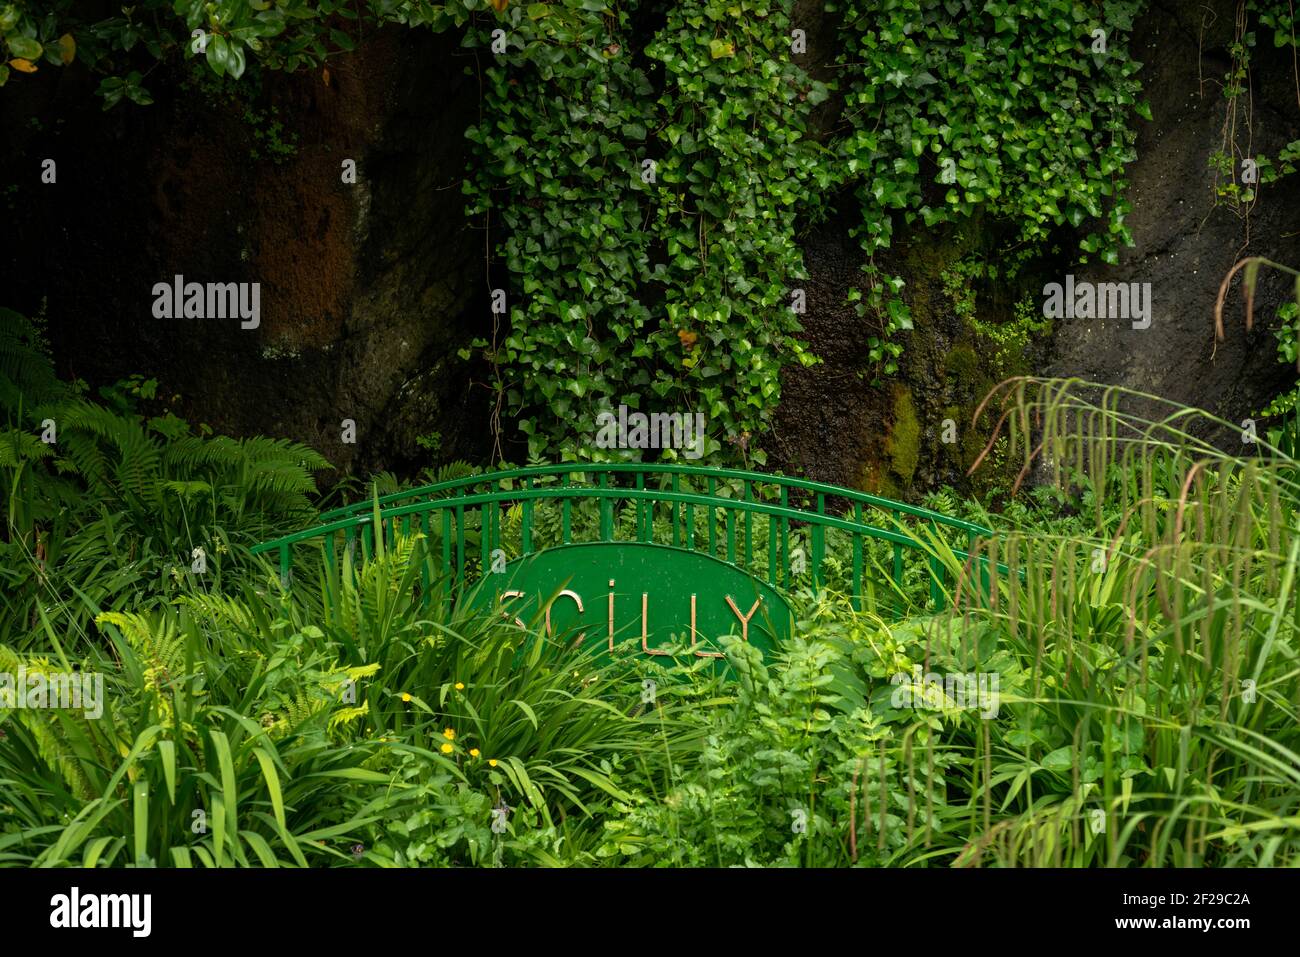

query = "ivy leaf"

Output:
[[709, 38, 735, 59], [227, 41, 247, 80], [124, 71, 153, 105], [6, 36, 42, 60], [96, 75, 125, 108], [207, 34, 230, 77]]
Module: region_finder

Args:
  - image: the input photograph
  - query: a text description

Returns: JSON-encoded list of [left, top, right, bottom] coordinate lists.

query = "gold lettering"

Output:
[[724, 595, 762, 642], [545, 589, 585, 646], [501, 590, 526, 630], [692, 593, 723, 658], [607, 579, 616, 652], [641, 593, 671, 656]]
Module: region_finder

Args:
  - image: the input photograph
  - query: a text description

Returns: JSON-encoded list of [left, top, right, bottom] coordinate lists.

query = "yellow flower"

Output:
[[469, 748, 480, 758], [443, 727, 455, 740], [455, 682, 465, 691], [440, 742, 454, 754], [488, 759, 498, 767], [400, 693, 412, 702]]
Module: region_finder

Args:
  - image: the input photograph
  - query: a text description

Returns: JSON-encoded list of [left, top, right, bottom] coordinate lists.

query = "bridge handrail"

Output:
[[252, 483, 1002, 612], [318, 463, 992, 536], [252, 478, 1009, 615], [255, 485, 964, 554]]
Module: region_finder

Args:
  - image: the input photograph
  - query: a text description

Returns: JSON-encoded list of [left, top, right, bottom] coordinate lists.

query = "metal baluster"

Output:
[[523, 477, 534, 554], [779, 485, 789, 586], [812, 493, 825, 594], [599, 471, 613, 541], [767, 486, 778, 585], [929, 518, 942, 609], [852, 502, 864, 612], [636, 472, 648, 541], [455, 500, 465, 593], [707, 478, 717, 555], [744, 481, 754, 570], [672, 473, 681, 546], [561, 474, 572, 544]]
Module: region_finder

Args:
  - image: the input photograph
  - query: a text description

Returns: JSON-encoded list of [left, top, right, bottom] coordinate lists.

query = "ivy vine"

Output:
[[3, 0, 1159, 468], [462, 0, 826, 464], [832, 0, 1147, 375]]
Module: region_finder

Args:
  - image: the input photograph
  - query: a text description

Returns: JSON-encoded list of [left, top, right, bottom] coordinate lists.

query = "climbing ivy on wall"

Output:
[[462, 0, 826, 463], [1208, 0, 1299, 213], [461, 2, 661, 461], [3, 0, 1153, 466], [1204, 0, 1300, 438], [642, 0, 827, 463], [462, 0, 1149, 461], [831, 0, 1146, 374]]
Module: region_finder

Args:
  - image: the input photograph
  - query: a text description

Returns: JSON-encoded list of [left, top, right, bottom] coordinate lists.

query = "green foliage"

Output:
[[0, 307, 329, 646], [598, 632, 904, 866], [0, 521, 693, 867], [940, 380, 1300, 865], [969, 295, 1052, 379], [4, 3, 1152, 464], [5, 360, 1300, 866], [0, 0, 400, 97], [242, 104, 299, 163], [1209, 0, 1298, 211], [1232, 258, 1300, 459], [833, 0, 1145, 376], [462, 0, 1148, 458], [462, 0, 821, 463]]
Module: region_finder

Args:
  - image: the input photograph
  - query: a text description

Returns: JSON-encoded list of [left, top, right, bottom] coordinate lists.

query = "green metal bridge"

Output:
[[250, 464, 994, 620]]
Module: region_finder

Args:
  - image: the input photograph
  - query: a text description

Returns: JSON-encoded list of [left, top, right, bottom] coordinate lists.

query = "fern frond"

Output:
[[0, 645, 100, 801], [58, 400, 163, 508], [94, 611, 184, 689], [0, 428, 53, 468], [0, 308, 65, 411], [175, 593, 259, 636]]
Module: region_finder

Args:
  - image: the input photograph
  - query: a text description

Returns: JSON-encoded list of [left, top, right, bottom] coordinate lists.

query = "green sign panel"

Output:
[[467, 542, 793, 660]]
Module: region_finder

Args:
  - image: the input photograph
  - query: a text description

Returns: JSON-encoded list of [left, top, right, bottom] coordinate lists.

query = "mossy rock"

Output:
[[881, 384, 921, 495]]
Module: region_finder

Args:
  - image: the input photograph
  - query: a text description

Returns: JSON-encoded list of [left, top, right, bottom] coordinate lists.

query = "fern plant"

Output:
[[0, 306, 331, 651]]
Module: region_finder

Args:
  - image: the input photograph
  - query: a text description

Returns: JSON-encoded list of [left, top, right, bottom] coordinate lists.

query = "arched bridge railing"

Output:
[[251, 465, 995, 615]]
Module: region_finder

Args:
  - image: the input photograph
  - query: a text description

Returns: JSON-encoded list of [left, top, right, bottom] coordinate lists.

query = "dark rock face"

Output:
[[1046, 0, 1300, 437], [775, 0, 1300, 495], [1, 27, 492, 484], [3, 1, 1297, 497]]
